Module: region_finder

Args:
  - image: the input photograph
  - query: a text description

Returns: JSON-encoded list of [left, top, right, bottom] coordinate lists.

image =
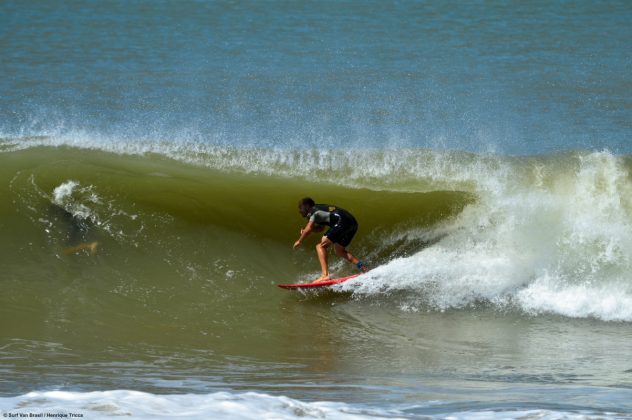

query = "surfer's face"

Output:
[[298, 204, 310, 218]]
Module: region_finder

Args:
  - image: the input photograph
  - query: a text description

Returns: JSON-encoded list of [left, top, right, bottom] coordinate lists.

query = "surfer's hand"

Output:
[[293, 240, 302, 249]]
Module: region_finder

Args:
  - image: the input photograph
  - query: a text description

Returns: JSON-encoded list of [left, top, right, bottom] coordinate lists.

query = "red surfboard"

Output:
[[277, 273, 361, 290]]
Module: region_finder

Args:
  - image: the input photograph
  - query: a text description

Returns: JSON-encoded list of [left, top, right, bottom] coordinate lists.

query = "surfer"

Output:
[[50, 204, 99, 256], [293, 197, 368, 283]]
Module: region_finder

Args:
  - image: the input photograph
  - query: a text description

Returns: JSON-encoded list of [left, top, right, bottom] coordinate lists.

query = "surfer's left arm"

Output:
[[293, 221, 320, 248]]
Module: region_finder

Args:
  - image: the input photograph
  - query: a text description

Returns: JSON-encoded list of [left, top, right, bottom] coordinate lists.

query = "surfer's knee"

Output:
[[318, 237, 332, 248], [316, 242, 329, 252]]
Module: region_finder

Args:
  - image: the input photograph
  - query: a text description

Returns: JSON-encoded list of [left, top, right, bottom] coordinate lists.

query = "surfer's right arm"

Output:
[[294, 221, 317, 249]]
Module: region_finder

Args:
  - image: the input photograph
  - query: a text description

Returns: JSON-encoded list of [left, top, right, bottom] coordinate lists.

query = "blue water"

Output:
[[2, 0, 631, 154]]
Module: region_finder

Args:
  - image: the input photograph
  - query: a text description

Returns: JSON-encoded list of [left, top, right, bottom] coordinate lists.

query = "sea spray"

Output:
[[348, 151, 632, 321]]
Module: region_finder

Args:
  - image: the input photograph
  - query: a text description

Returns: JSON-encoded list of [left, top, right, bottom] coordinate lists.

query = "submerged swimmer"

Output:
[[50, 204, 99, 256], [63, 240, 98, 256], [293, 197, 368, 283]]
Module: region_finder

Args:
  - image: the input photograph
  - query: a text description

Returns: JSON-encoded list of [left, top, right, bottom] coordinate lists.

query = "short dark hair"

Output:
[[299, 197, 315, 207]]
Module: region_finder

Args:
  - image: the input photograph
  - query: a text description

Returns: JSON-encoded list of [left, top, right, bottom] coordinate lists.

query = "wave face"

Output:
[[2, 140, 632, 323]]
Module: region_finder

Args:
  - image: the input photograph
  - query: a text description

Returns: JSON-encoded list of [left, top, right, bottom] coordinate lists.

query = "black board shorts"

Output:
[[325, 219, 358, 248]]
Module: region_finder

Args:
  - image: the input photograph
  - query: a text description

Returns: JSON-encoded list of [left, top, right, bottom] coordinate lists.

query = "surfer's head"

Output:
[[298, 197, 315, 218]]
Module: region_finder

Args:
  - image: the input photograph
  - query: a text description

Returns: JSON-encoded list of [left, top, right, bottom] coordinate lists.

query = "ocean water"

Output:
[[2, 1, 632, 418]]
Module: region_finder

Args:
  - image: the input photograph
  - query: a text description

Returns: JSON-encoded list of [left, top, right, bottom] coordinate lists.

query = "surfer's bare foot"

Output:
[[88, 241, 99, 256], [312, 275, 331, 283], [63, 241, 99, 256]]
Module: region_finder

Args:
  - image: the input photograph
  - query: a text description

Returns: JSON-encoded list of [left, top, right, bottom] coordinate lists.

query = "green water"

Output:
[[1, 146, 470, 370]]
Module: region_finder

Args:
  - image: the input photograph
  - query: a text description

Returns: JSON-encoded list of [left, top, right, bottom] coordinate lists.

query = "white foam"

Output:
[[0, 390, 619, 420], [516, 279, 632, 321], [52, 180, 79, 203], [52, 181, 96, 221], [0, 390, 400, 420]]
